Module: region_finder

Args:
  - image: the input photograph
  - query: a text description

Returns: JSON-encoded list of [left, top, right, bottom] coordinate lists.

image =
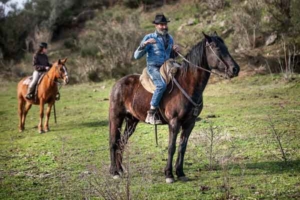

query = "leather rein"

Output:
[[172, 44, 230, 116]]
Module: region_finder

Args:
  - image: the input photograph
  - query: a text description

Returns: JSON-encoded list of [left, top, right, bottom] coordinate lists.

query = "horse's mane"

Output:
[[180, 38, 209, 76]]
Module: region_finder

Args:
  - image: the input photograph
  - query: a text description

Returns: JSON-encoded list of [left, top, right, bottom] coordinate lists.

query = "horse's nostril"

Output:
[[233, 67, 238, 74]]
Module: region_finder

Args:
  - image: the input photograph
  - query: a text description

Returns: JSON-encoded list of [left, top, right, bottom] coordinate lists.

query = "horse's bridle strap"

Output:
[[176, 49, 228, 79], [173, 78, 202, 108]]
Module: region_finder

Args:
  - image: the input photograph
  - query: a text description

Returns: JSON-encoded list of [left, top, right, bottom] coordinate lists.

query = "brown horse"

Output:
[[109, 33, 240, 183], [17, 58, 69, 133]]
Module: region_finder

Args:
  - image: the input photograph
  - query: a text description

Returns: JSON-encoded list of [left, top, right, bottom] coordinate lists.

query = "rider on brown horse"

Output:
[[134, 14, 180, 125], [26, 42, 53, 100]]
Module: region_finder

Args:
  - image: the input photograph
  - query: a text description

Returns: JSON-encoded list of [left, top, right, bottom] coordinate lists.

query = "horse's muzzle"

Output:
[[64, 76, 69, 84]]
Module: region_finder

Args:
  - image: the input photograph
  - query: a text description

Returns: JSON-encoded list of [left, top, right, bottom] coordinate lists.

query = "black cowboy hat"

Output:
[[39, 42, 48, 49], [152, 14, 170, 24]]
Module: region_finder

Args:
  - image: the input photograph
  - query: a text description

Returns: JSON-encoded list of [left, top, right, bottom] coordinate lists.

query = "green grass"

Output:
[[0, 74, 300, 199]]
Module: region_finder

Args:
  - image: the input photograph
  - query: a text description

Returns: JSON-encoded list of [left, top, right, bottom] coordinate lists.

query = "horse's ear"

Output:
[[213, 31, 218, 37], [202, 32, 212, 43], [61, 58, 68, 64], [58, 59, 61, 65]]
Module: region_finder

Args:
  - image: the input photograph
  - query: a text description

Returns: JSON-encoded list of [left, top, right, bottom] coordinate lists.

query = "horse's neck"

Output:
[[41, 69, 57, 89], [177, 64, 210, 102]]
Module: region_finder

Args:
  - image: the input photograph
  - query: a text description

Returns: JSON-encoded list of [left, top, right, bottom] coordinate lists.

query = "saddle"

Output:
[[23, 73, 46, 98], [140, 59, 181, 93]]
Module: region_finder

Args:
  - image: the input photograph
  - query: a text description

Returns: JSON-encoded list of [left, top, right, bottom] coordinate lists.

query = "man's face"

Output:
[[42, 48, 48, 54], [155, 23, 168, 35]]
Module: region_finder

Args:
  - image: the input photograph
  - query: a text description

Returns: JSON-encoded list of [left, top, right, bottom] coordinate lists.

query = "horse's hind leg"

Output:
[[18, 98, 25, 132], [109, 112, 125, 178], [21, 102, 32, 131], [122, 114, 139, 144]]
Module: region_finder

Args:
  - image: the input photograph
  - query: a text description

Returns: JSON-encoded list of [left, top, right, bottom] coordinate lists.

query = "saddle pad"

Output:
[[22, 73, 46, 86], [140, 59, 180, 93]]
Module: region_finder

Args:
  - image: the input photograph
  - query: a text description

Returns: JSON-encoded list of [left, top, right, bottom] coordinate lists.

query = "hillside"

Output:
[[1, 0, 300, 83]]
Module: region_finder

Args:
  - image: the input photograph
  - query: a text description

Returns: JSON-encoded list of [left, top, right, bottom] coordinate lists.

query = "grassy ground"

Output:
[[0, 74, 300, 199]]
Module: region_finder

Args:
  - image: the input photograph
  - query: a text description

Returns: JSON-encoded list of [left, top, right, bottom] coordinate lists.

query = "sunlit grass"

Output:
[[0, 75, 300, 199]]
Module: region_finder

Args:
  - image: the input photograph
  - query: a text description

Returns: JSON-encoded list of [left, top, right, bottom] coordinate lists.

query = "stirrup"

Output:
[[26, 94, 33, 100], [55, 93, 60, 101], [145, 109, 162, 125]]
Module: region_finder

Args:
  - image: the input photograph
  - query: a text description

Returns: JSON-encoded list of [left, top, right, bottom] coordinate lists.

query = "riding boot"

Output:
[[145, 109, 162, 125], [55, 92, 60, 101], [26, 86, 35, 100]]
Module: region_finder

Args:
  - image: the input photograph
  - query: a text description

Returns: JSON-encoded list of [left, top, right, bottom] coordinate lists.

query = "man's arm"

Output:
[[134, 35, 149, 60], [134, 36, 157, 60]]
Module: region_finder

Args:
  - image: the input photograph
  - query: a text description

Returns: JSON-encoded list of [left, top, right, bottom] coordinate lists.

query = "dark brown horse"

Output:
[[17, 58, 69, 133], [109, 33, 240, 183]]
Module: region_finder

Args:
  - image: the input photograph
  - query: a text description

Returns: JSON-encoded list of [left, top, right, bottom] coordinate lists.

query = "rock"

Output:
[[206, 114, 217, 118], [178, 24, 185, 31], [219, 20, 225, 27], [265, 33, 278, 46], [187, 18, 195, 26], [213, 14, 217, 21]]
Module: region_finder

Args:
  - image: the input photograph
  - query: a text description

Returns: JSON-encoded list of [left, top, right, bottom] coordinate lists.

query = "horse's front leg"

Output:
[[165, 119, 180, 184], [175, 119, 196, 182], [38, 101, 45, 133], [44, 102, 54, 132]]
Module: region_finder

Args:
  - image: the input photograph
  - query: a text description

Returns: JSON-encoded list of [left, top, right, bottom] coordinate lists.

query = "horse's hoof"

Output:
[[178, 176, 189, 182], [113, 175, 121, 180], [19, 129, 24, 133], [166, 178, 175, 184], [44, 129, 50, 132], [39, 130, 45, 134]]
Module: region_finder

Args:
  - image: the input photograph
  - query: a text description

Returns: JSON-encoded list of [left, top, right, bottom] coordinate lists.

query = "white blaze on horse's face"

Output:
[[62, 65, 69, 84]]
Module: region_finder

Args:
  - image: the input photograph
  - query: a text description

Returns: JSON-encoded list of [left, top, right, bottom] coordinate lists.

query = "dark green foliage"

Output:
[[123, 0, 140, 8], [63, 38, 77, 50], [80, 42, 99, 58]]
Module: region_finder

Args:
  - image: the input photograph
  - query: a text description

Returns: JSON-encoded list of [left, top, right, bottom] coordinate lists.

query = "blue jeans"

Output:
[[147, 65, 167, 108]]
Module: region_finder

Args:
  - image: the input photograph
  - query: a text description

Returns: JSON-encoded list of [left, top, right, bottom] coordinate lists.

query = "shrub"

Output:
[[80, 42, 99, 58], [64, 38, 77, 50]]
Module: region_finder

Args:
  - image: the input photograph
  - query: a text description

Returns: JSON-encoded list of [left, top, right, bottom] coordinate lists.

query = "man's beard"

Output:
[[156, 28, 168, 35]]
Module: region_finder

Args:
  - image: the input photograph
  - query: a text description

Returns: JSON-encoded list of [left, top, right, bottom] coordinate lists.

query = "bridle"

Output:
[[45, 64, 69, 86], [176, 41, 231, 79], [171, 40, 232, 116]]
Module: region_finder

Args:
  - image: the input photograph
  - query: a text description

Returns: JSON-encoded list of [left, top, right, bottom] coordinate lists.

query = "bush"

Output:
[[64, 38, 77, 50], [80, 42, 99, 58], [231, 0, 265, 50], [206, 0, 226, 10]]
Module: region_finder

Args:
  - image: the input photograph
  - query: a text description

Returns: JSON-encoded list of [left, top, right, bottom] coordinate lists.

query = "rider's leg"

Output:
[[26, 70, 39, 99], [146, 65, 167, 124]]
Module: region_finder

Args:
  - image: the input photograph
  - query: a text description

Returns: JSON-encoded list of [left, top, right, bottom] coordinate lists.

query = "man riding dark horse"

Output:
[[26, 42, 59, 100], [134, 13, 180, 125]]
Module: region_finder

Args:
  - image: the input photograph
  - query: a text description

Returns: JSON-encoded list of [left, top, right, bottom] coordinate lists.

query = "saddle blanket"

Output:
[[140, 59, 181, 93], [22, 73, 46, 86]]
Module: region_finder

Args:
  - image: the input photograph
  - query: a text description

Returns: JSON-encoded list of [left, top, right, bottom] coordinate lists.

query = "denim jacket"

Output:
[[134, 31, 174, 67]]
